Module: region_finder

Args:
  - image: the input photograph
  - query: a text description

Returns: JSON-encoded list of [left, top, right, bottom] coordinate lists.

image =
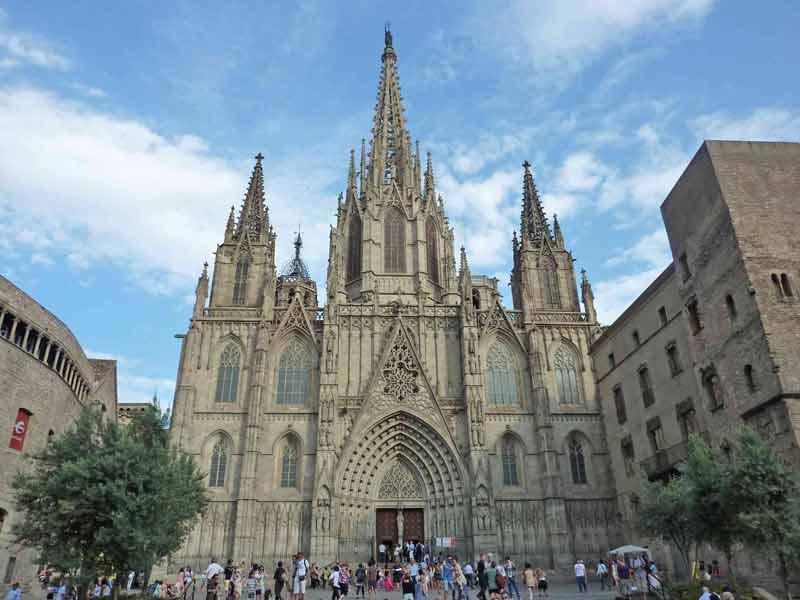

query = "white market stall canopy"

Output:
[[609, 545, 651, 556]]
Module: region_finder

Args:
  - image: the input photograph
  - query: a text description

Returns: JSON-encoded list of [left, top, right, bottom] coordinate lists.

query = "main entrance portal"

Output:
[[375, 508, 424, 547]]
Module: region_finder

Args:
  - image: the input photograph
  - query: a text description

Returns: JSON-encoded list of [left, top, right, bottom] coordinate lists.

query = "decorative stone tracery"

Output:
[[378, 462, 423, 499]]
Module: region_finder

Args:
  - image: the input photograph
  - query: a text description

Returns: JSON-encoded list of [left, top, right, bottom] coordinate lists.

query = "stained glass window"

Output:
[[347, 212, 362, 281], [215, 345, 240, 402], [555, 348, 581, 404], [569, 437, 587, 484], [209, 440, 228, 487], [384, 207, 406, 273], [426, 217, 439, 285], [502, 440, 519, 486], [232, 255, 249, 305], [276, 340, 311, 405], [487, 342, 519, 406], [281, 444, 298, 488]]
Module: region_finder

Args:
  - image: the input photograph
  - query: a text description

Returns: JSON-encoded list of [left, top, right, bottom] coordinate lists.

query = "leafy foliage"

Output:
[[11, 406, 207, 586]]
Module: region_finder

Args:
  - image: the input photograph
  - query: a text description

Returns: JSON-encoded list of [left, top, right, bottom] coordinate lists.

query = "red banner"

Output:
[[9, 408, 32, 451]]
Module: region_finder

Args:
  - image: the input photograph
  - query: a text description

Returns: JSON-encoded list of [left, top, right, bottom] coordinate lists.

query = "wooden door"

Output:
[[403, 509, 424, 542], [376, 509, 398, 545]]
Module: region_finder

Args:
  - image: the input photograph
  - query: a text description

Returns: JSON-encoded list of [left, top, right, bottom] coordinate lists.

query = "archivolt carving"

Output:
[[338, 411, 464, 503], [378, 462, 423, 499]]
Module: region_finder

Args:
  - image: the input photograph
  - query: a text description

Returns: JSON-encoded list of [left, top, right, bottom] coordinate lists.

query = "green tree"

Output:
[[11, 406, 207, 599], [636, 474, 695, 573], [728, 428, 800, 600]]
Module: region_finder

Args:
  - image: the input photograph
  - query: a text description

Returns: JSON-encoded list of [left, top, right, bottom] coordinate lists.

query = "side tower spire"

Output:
[[236, 153, 270, 241], [520, 160, 552, 248]]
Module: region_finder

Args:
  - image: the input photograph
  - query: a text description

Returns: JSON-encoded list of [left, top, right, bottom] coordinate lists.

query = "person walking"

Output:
[[503, 558, 520, 600], [401, 572, 415, 600], [522, 564, 535, 600], [476, 555, 488, 600], [355, 564, 366, 599], [293, 553, 310, 600], [366, 561, 378, 600], [534, 569, 547, 599], [596, 560, 609, 590], [485, 562, 499, 596], [273, 562, 287, 600], [574, 560, 587, 593], [330, 566, 341, 600]]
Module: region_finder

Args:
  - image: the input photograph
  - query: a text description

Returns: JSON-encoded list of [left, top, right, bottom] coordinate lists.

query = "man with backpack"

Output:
[[293, 553, 310, 600], [355, 564, 366, 598]]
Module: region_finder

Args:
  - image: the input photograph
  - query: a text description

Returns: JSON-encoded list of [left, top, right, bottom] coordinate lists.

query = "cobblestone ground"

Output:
[[294, 584, 618, 600]]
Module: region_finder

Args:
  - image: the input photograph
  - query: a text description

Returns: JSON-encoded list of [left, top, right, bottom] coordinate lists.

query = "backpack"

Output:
[[709, 594, 721, 600], [496, 573, 506, 589]]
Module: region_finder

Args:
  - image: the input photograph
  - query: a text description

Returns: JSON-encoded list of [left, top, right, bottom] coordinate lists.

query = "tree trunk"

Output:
[[778, 552, 792, 600]]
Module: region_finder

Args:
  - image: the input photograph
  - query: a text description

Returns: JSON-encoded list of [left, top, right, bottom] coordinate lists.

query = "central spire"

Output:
[[368, 25, 412, 192]]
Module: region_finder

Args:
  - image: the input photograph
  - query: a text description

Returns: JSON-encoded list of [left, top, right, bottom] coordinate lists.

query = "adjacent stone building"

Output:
[[590, 140, 800, 575], [0, 275, 118, 590], [169, 29, 619, 569]]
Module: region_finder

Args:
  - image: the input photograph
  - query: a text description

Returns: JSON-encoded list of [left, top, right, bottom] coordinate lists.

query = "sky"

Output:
[[1, 1, 798, 409]]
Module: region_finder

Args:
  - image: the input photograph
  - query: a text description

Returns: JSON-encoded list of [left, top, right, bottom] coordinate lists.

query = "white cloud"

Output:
[[0, 10, 70, 70], [606, 229, 670, 268], [474, 0, 715, 80], [555, 152, 610, 192], [691, 107, 800, 142], [541, 192, 580, 221], [594, 267, 665, 325], [0, 86, 341, 297], [71, 82, 107, 98]]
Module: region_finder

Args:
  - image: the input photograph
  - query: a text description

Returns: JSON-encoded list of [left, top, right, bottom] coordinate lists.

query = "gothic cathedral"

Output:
[[169, 29, 620, 569]]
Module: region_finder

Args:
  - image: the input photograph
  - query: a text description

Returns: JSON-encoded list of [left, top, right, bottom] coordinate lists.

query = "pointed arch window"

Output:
[[276, 339, 312, 405], [281, 443, 298, 488], [542, 257, 560, 308], [215, 345, 240, 403], [426, 217, 440, 285], [501, 439, 519, 486], [487, 342, 520, 406], [554, 347, 581, 405], [232, 255, 250, 305], [569, 436, 588, 484], [347, 212, 363, 281], [384, 207, 406, 273], [209, 439, 229, 487]]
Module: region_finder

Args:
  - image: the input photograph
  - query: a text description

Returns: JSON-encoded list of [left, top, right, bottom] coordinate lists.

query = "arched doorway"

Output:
[[335, 410, 469, 561]]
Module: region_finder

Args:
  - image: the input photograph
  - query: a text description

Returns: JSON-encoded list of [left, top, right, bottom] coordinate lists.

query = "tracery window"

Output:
[[554, 348, 581, 404], [487, 342, 519, 406], [426, 217, 440, 285], [215, 345, 240, 403], [232, 255, 250, 305], [542, 257, 560, 308], [209, 440, 228, 487], [569, 436, 588, 484], [347, 212, 362, 281], [384, 207, 406, 273], [501, 439, 519, 486], [276, 340, 312, 405], [281, 443, 298, 488]]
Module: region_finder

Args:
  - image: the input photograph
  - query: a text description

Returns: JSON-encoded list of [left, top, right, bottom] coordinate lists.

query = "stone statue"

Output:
[[397, 508, 404, 541]]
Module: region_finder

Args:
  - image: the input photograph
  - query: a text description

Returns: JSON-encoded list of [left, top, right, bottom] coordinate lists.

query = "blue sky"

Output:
[[1, 1, 798, 408]]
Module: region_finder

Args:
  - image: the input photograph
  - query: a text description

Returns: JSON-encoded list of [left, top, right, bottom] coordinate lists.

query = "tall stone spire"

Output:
[[236, 153, 269, 240], [224, 205, 236, 242], [193, 262, 209, 318], [520, 160, 551, 247], [414, 140, 422, 196], [552, 213, 564, 248], [424, 152, 435, 202], [346, 148, 357, 204], [367, 25, 412, 192], [581, 269, 597, 323], [359, 138, 367, 197]]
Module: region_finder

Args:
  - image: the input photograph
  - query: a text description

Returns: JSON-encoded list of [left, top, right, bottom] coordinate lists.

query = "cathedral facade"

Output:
[[169, 30, 620, 569]]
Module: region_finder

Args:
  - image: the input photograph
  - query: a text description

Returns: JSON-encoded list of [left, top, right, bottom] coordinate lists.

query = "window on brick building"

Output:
[[501, 438, 520, 486], [725, 294, 737, 322], [772, 274, 784, 297], [209, 440, 229, 488], [281, 442, 299, 488], [744, 364, 757, 392], [658, 306, 668, 326], [687, 298, 702, 334], [702, 365, 724, 411], [638, 364, 655, 407], [781, 273, 794, 297], [613, 385, 627, 424], [215, 345, 240, 403], [647, 418, 665, 453], [677, 399, 698, 440], [665, 342, 682, 376], [621, 437, 636, 478], [679, 252, 691, 281]]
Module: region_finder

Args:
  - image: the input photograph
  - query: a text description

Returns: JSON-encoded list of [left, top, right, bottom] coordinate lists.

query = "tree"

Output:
[[679, 433, 747, 577], [11, 406, 207, 598], [636, 474, 695, 573], [728, 428, 800, 600]]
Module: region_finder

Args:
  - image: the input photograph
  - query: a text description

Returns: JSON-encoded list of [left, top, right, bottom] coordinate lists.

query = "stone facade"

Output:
[[0, 275, 118, 590], [590, 140, 800, 577], [169, 30, 619, 570]]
